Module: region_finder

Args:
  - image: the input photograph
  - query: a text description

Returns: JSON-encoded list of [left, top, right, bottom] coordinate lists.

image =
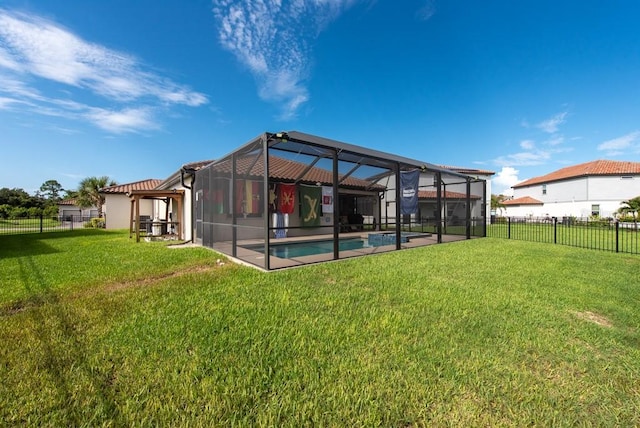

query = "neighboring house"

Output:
[[501, 196, 544, 218], [508, 160, 640, 218], [57, 198, 98, 220], [100, 179, 162, 229]]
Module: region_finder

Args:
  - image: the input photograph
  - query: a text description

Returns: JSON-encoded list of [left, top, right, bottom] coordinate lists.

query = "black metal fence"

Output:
[[488, 216, 639, 255], [0, 215, 103, 235]]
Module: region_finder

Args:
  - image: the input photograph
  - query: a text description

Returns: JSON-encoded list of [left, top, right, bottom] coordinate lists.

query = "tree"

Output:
[[39, 180, 64, 202], [0, 187, 32, 207], [75, 176, 116, 218], [63, 189, 79, 200], [491, 194, 506, 216], [618, 196, 640, 218]]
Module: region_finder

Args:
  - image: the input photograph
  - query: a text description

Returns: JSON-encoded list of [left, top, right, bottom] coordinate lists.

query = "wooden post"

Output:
[[135, 195, 141, 242]]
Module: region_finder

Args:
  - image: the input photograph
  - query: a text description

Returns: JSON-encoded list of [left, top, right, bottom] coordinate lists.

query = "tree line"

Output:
[[0, 176, 116, 219]]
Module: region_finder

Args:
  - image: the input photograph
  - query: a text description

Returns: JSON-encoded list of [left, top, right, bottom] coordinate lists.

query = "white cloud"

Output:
[[85, 107, 157, 133], [536, 111, 567, 133], [545, 135, 564, 146], [0, 8, 207, 133], [212, 0, 360, 120], [416, 0, 436, 21], [597, 131, 640, 156], [493, 166, 520, 196], [520, 139, 535, 150], [493, 150, 551, 167]]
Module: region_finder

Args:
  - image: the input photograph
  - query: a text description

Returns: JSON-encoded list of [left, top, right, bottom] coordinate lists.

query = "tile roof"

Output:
[[100, 179, 163, 194], [513, 160, 640, 188], [210, 155, 385, 190], [58, 198, 77, 205], [183, 160, 213, 171], [502, 196, 543, 206], [418, 190, 482, 200]]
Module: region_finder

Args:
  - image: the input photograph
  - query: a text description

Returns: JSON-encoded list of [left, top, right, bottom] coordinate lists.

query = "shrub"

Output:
[[84, 217, 105, 228]]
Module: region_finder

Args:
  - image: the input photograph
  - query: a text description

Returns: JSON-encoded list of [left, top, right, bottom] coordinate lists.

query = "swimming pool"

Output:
[[251, 238, 372, 258]]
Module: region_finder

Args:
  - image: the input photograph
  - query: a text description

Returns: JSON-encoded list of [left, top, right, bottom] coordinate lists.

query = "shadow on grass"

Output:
[[0, 229, 119, 259], [13, 254, 123, 424]]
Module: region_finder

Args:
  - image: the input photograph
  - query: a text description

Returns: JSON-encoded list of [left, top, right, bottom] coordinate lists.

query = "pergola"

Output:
[[128, 189, 185, 242]]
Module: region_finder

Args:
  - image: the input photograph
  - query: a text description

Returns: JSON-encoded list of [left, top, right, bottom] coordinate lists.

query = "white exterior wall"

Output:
[[513, 175, 640, 218], [104, 194, 153, 229], [58, 204, 98, 218], [164, 176, 193, 241], [502, 204, 545, 218]]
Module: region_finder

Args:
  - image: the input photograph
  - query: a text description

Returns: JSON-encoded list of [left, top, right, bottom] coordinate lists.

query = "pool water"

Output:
[[256, 238, 372, 258]]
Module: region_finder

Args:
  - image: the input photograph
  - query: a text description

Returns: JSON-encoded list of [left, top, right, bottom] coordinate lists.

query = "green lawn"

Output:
[[1, 230, 639, 426]]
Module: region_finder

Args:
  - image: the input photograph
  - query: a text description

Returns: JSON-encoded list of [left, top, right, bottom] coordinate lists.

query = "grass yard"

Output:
[[1, 230, 639, 426]]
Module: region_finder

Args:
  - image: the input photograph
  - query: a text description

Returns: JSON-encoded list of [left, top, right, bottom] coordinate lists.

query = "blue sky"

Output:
[[2, 1, 640, 196]]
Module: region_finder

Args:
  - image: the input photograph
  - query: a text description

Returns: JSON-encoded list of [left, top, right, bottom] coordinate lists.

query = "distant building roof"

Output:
[[418, 190, 482, 200], [502, 196, 544, 206], [58, 198, 77, 206], [437, 165, 495, 176], [100, 179, 163, 194], [513, 160, 640, 188]]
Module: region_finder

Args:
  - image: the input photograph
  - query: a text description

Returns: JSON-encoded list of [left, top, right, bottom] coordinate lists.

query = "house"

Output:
[[187, 130, 488, 270], [100, 179, 162, 229], [57, 198, 98, 221], [154, 160, 213, 241], [507, 160, 640, 218]]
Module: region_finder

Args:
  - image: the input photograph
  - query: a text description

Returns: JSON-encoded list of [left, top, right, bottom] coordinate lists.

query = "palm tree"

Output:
[[491, 194, 506, 216], [618, 196, 640, 219], [76, 176, 116, 218]]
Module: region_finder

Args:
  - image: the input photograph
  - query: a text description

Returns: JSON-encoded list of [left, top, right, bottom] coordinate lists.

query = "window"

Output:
[[591, 204, 600, 217], [542, 184, 547, 195]]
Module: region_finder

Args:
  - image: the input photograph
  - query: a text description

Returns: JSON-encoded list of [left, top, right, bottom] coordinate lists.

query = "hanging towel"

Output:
[[278, 183, 296, 214], [300, 185, 322, 227], [268, 182, 278, 213], [321, 186, 333, 214], [235, 179, 263, 215], [400, 170, 420, 215], [274, 213, 286, 239]]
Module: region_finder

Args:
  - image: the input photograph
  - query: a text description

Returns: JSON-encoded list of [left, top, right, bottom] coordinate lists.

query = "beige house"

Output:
[[101, 179, 162, 229], [57, 198, 98, 221]]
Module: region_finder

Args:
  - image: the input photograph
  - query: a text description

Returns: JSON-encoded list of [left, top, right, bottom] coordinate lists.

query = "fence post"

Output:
[[553, 217, 557, 244], [40, 213, 43, 233], [615, 221, 619, 253], [508, 217, 511, 239]]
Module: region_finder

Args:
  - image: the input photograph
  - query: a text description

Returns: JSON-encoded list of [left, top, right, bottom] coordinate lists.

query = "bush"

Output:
[[84, 217, 105, 229], [9, 206, 28, 219], [43, 205, 59, 218]]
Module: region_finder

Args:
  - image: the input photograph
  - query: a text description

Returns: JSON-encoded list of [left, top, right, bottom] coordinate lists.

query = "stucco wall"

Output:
[[512, 175, 640, 218], [104, 194, 154, 229]]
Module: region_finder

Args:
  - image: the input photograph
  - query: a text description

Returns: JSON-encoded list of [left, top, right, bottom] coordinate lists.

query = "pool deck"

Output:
[[211, 231, 471, 270]]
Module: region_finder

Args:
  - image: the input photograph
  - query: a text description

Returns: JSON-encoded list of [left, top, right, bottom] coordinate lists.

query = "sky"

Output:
[[2, 0, 640, 196]]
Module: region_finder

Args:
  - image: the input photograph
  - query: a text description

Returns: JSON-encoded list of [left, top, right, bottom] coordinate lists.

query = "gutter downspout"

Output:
[[181, 166, 195, 242]]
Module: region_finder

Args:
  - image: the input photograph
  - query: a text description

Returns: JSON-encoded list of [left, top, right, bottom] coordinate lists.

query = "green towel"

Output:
[[300, 185, 322, 227]]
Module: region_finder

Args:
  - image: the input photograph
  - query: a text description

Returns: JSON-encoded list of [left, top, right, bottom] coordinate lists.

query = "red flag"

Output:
[[278, 183, 296, 214]]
